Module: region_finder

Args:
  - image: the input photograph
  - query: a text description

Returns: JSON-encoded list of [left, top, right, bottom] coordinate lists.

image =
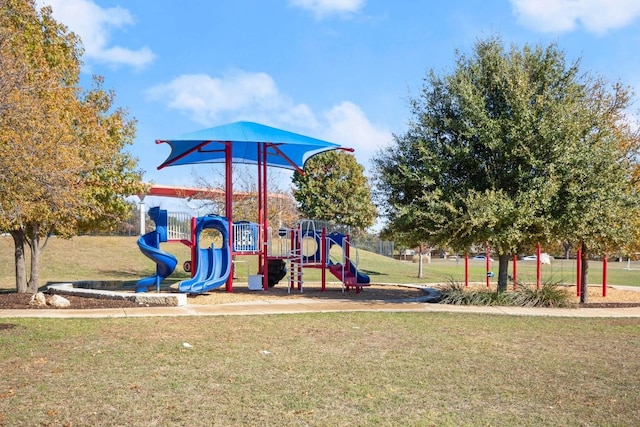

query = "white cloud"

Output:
[[147, 71, 390, 167], [289, 0, 365, 19], [37, 0, 155, 69], [510, 0, 640, 34], [146, 71, 318, 128], [320, 101, 391, 164]]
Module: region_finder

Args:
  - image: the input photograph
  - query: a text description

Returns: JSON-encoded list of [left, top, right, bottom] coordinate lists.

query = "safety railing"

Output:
[[232, 221, 261, 253]]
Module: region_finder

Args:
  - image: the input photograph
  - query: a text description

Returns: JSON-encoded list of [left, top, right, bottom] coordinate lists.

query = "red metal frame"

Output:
[[262, 144, 269, 291], [190, 217, 197, 278], [485, 242, 490, 287], [321, 228, 327, 291], [603, 253, 608, 297], [576, 248, 582, 297], [464, 252, 469, 287], [225, 142, 233, 292], [512, 254, 517, 290], [536, 242, 541, 290]]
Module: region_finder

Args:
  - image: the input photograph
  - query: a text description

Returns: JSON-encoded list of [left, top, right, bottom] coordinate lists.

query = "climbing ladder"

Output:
[[287, 219, 317, 293]]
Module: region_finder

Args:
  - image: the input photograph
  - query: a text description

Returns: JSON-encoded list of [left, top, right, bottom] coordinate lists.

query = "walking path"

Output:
[[2, 297, 640, 319]]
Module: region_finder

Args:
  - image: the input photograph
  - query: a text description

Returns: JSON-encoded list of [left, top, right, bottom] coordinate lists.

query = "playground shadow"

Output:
[[186, 282, 428, 305]]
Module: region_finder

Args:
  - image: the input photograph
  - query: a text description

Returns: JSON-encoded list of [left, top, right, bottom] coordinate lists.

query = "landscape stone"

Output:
[[29, 292, 47, 307], [48, 294, 71, 308]]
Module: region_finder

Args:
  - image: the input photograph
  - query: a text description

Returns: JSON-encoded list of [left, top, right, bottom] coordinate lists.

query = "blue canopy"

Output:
[[157, 121, 344, 172]]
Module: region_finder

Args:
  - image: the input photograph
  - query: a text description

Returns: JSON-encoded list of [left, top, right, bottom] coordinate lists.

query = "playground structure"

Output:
[[136, 208, 370, 294], [136, 121, 370, 294]]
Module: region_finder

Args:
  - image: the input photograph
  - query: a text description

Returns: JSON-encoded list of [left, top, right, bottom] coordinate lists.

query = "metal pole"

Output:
[[465, 252, 469, 287], [536, 242, 541, 290], [321, 228, 326, 292], [603, 253, 608, 297], [262, 143, 270, 291], [257, 143, 263, 276], [485, 241, 490, 287], [512, 254, 517, 290], [139, 199, 146, 236], [576, 248, 582, 297], [225, 142, 233, 292]]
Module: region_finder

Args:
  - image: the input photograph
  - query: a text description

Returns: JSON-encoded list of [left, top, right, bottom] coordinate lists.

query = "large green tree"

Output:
[[0, 0, 146, 293], [292, 150, 377, 230], [374, 36, 639, 293]]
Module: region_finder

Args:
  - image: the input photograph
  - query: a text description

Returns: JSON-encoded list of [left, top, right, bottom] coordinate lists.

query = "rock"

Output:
[[47, 294, 71, 308], [29, 292, 47, 307]]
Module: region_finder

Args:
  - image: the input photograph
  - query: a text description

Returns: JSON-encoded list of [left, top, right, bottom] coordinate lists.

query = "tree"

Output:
[[548, 79, 640, 301], [192, 165, 301, 228], [380, 226, 430, 278], [292, 150, 377, 230], [374, 36, 640, 292], [0, 0, 146, 293]]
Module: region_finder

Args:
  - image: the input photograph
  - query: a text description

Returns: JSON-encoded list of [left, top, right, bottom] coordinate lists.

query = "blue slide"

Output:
[[178, 215, 231, 294], [136, 208, 178, 293]]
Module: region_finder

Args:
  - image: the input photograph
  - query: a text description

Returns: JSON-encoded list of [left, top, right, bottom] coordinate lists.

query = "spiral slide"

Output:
[[136, 207, 178, 293], [136, 232, 178, 292]]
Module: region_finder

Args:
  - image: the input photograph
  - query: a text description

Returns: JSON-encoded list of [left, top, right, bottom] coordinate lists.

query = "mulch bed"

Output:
[[0, 292, 155, 310], [2, 285, 639, 310]]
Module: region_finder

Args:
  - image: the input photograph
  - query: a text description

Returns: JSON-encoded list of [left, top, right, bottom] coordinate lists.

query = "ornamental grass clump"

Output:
[[439, 280, 575, 308], [513, 281, 575, 308]]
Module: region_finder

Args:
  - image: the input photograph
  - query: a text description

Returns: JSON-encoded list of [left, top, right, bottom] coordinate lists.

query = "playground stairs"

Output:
[[288, 255, 304, 293]]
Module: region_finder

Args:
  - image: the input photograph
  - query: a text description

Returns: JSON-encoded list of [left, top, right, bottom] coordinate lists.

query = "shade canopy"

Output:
[[157, 121, 345, 172]]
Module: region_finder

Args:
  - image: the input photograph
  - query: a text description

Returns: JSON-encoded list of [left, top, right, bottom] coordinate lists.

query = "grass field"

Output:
[[1, 313, 639, 426], [2, 235, 640, 290], [1, 236, 640, 425]]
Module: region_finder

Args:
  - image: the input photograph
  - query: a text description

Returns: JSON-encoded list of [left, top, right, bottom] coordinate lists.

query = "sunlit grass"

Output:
[[0, 313, 638, 426], [2, 236, 640, 290]]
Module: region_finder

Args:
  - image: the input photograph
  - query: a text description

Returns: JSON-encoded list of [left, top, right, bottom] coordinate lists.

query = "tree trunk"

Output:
[[563, 242, 571, 259], [10, 230, 29, 293], [27, 230, 40, 293], [497, 253, 510, 292], [417, 244, 424, 278], [580, 241, 589, 304]]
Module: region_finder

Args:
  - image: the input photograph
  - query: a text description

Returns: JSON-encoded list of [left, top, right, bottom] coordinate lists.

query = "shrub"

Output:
[[438, 280, 575, 308]]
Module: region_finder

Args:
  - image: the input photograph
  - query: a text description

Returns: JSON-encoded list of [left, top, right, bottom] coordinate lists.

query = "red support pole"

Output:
[[536, 242, 541, 290], [345, 233, 351, 264], [321, 228, 327, 292], [512, 254, 517, 290], [257, 143, 263, 275], [225, 142, 233, 292], [262, 144, 269, 291], [485, 241, 490, 287], [603, 253, 608, 297], [190, 216, 197, 278], [576, 248, 582, 297], [465, 252, 469, 287]]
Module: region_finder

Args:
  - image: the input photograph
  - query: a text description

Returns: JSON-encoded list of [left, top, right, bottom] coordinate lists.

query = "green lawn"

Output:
[[1, 313, 639, 426], [1, 236, 640, 425], [2, 235, 639, 290]]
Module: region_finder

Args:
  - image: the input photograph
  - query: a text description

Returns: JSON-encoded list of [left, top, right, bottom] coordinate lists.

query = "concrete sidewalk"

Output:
[[2, 298, 640, 319]]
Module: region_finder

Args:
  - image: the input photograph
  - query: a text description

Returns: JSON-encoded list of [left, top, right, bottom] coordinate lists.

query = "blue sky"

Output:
[[38, 0, 640, 194]]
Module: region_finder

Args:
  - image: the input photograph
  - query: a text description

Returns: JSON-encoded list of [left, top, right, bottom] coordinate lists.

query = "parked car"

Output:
[[521, 253, 553, 264], [471, 254, 494, 261]]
